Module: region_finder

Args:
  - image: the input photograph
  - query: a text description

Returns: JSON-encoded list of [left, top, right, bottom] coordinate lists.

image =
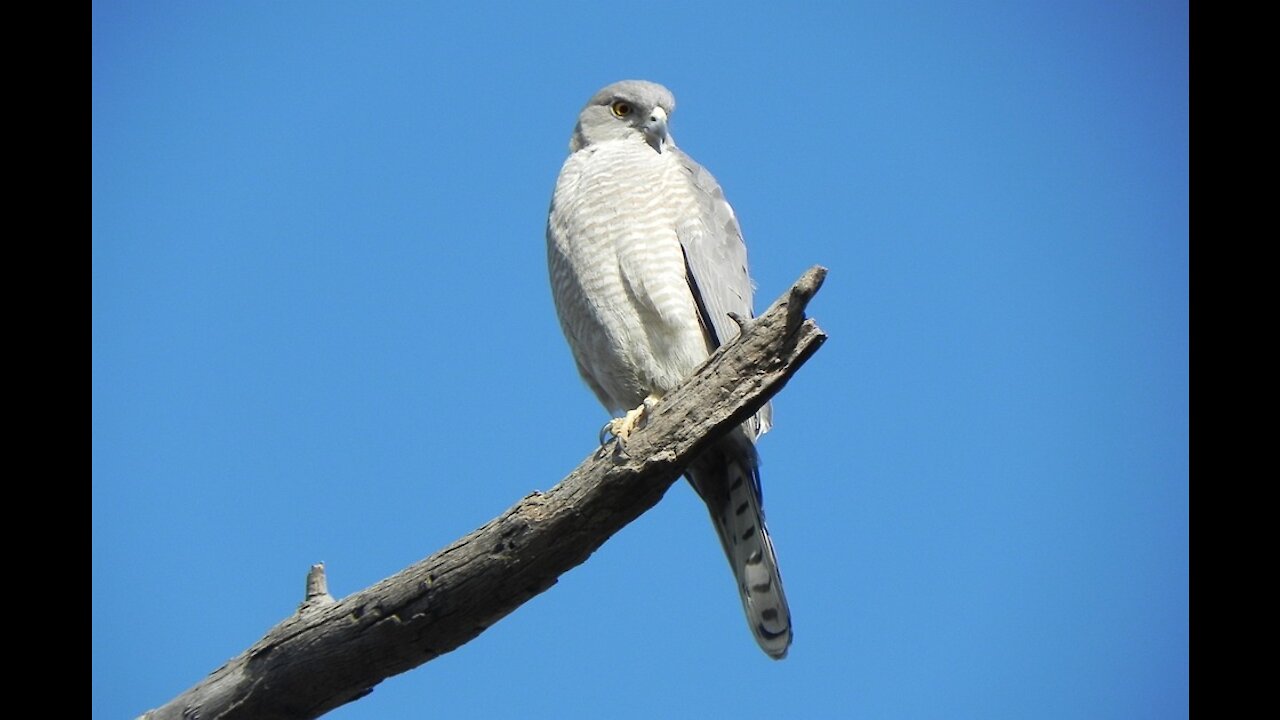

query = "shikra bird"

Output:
[[546, 79, 792, 658]]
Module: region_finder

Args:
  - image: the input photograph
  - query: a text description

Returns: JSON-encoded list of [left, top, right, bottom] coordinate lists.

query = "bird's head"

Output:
[[570, 80, 676, 155]]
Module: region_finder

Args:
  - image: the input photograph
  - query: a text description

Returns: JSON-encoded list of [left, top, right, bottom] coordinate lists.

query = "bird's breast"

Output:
[[548, 142, 710, 410]]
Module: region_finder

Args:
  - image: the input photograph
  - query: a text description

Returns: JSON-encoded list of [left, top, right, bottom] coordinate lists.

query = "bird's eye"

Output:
[[610, 101, 633, 118]]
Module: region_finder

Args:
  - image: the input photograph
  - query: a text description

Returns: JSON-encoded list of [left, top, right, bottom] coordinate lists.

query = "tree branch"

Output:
[[139, 265, 829, 720]]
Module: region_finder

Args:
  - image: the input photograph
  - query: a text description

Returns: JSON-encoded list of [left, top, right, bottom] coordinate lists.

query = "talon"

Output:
[[598, 397, 659, 447], [610, 405, 645, 441]]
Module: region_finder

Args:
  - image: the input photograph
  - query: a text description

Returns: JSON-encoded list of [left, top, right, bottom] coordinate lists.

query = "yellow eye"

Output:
[[610, 101, 633, 118]]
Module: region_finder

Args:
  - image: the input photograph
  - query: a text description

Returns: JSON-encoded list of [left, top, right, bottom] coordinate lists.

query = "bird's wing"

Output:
[[673, 148, 772, 436]]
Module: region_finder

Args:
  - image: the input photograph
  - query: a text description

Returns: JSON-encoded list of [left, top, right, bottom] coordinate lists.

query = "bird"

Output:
[[546, 79, 792, 658]]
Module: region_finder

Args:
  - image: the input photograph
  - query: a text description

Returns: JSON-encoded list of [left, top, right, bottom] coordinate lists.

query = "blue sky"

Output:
[[93, 2, 1188, 718]]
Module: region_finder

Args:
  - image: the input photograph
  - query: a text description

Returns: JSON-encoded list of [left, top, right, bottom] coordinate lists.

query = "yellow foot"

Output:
[[599, 394, 661, 445]]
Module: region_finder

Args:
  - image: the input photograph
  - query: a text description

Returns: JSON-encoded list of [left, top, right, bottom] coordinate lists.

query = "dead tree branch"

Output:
[[139, 265, 828, 720]]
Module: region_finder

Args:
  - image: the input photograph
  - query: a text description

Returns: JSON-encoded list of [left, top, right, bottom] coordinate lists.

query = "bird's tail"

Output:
[[688, 431, 792, 659]]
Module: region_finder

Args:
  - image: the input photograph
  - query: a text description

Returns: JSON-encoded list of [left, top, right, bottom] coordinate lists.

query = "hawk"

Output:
[[546, 80, 792, 658]]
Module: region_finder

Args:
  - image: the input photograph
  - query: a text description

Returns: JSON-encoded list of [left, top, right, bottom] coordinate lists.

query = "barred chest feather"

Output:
[[547, 140, 711, 413]]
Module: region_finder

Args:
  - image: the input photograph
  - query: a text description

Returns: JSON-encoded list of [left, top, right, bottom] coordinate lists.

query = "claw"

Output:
[[598, 421, 616, 446], [597, 395, 660, 447]]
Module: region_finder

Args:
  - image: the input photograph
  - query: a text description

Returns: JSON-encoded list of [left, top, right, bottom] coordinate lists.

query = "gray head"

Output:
[[569, 80, 677, 155]]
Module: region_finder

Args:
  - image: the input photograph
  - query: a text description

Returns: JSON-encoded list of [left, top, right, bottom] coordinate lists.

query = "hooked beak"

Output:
[[643, 106, 669, 153]]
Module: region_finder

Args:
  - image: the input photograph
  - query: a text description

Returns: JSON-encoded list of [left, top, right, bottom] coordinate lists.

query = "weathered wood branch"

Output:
[[139, 265, 829, 720]]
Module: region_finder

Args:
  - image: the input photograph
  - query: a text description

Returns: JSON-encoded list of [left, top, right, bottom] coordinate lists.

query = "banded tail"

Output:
[[687, 430, 793, 659]]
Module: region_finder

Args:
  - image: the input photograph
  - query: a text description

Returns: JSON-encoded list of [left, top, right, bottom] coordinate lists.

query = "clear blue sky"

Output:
[[93, 2, 1188, 718]]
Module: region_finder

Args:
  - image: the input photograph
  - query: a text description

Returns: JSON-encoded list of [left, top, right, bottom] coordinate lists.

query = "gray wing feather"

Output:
[[673, 148, 772, 436]]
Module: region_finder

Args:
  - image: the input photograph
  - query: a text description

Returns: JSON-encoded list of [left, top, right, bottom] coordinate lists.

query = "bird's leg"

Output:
[[599, 394, 662, 446]]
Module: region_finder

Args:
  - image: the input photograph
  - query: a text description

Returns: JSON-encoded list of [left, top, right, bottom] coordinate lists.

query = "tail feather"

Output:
[[688, 431, 792, 659]]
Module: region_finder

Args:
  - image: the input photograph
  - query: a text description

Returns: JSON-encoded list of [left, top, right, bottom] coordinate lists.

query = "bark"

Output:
[[139, 265, 829, 720]]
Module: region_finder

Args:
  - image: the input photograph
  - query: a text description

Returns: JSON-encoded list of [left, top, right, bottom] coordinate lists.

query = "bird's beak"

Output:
[[643, 106, 669, 154]]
